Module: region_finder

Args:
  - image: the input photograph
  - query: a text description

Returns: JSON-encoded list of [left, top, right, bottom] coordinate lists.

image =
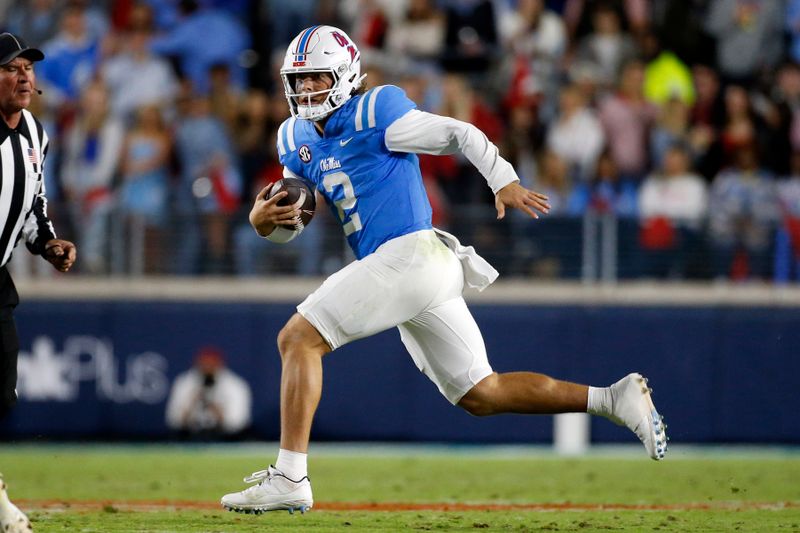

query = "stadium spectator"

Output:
[[708, 144, 778, 279], [116, 104, 172, 274], [385, 0, 445, 64], [4, 0, 63, 48], [101, 25, 179, 122], [688, 63, 725, 180], [705, 0, 784, 85], [642, 38, 695, 107], [572, 3, 639, 92], [165, 346, 252, 440], [149, 0, 250, 95], [173, 93, 241, 274], [690, 64, 724, 130], [718, 84, 760, 167], [546, 83, 605, 182], [598, 60, 657, 181], [60, 80, 123, 274], [36, 2, 104, 107], [587, 149, 638, 218], [501, 104, 541, 190], [497, 0, 566, 122], [265, 0, 322, 50], [439, 0, 498, 73], [134, 0, 181, 31], [208, 62, 243, 134], [108, 0, 157, 33], [342, 0, 391, 55], [773, 62, 800, 154], [563, 0, 650, 43], [649, 97, 692, 170], [752, 64, 795, 177], [638, 144, 709, 278]]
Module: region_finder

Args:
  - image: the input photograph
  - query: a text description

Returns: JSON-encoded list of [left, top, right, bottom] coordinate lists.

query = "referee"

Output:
[[0, 32, 76, 419]]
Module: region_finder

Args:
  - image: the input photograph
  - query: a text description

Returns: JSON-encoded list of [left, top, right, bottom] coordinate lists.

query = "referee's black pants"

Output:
[[0, 266, 20, 419]]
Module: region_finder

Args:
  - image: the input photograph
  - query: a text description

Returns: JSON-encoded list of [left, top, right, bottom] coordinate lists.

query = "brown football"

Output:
[[268, 177, 316, 228]]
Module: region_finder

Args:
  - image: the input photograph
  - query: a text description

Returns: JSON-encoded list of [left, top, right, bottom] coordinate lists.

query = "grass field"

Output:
[[1, 443, 799, 532]]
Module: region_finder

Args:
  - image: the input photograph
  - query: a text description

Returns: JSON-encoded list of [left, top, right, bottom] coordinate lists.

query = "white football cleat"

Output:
[[0, 473, 33, 532], [608, 373, 668, 460], [221, 466, 313, 515]]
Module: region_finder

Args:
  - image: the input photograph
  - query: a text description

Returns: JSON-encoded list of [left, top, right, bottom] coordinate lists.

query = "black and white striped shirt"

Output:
[[0, 109, 56, 268]]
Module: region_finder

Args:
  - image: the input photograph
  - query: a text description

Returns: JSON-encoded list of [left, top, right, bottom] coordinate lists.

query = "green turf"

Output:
[[19, 509, 800, 533], [1, 445, 799, 532]]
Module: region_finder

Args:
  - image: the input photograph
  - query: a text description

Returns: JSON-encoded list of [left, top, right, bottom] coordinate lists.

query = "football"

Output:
[[268, 177, 316, 228]]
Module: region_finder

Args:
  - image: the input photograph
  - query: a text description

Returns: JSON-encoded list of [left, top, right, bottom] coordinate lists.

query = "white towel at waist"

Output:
[[432, 227, 499, 292]]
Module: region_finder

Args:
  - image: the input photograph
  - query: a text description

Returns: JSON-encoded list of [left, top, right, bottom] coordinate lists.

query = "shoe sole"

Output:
[[636, 374, 667, 460], [221, 501, 312, 515]]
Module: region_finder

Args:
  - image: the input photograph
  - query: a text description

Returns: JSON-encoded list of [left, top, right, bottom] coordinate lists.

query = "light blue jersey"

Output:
[[277, 85, 432, 259]]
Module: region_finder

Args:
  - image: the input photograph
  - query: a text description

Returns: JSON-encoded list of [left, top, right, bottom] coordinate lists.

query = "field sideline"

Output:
[[1, 443, 799, 532]]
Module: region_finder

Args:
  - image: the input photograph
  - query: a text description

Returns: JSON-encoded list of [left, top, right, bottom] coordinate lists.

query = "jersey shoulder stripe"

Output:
[[354, 85, 386, 131], [353, 85, 416, 132], [277, 116, 299, 155]]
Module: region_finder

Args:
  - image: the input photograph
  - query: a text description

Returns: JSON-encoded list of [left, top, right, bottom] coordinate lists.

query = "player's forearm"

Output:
[[385, 110, 519, 194]]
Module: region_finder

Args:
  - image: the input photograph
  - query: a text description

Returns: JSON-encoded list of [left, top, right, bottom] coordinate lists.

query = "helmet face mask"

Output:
[[281, 26, 364, 121]]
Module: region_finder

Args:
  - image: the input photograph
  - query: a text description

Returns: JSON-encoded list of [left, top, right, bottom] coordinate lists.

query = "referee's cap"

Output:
[[0, 33, 44, 66]]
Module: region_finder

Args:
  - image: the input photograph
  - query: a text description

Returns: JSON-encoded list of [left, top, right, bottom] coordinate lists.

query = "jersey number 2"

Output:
[[323, 171, 362, 236]]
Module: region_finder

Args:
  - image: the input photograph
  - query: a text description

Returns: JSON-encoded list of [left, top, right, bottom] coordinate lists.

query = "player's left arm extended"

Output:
[[384, 110, 549, 219]]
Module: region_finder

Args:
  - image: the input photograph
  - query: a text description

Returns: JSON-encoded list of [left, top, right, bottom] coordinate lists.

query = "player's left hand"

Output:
[[495, 182, 550, 220], [43, 239, 77, 272]]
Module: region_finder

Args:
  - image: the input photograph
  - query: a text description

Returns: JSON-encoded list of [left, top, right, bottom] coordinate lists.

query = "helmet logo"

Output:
[[293, 61, 306, 67], [331, 31, 357, 61], [299, 145, 312, 163]]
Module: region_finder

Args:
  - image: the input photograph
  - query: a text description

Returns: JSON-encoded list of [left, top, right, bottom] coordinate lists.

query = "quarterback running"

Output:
[[221, 25, 667, 515]]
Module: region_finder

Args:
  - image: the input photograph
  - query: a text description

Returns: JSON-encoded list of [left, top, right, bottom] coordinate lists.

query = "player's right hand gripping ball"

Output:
[[269, 177, 316, 230]]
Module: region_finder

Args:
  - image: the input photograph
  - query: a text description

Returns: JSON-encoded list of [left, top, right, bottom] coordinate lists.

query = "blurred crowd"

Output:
[[4, 0, 800, 281]]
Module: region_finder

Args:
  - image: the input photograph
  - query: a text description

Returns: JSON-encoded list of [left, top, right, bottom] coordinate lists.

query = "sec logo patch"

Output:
[[299, 145, 312, 163]]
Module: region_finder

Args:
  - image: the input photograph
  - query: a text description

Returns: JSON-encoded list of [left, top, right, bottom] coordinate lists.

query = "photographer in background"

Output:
[[165, 346, 252, 440]]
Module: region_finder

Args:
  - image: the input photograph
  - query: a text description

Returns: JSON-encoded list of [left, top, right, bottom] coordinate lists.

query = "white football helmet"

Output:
[[280, 25, 365, 121]]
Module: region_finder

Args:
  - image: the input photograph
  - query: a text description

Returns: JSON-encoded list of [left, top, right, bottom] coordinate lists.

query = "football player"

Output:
[[221, 25, 667, 514]]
